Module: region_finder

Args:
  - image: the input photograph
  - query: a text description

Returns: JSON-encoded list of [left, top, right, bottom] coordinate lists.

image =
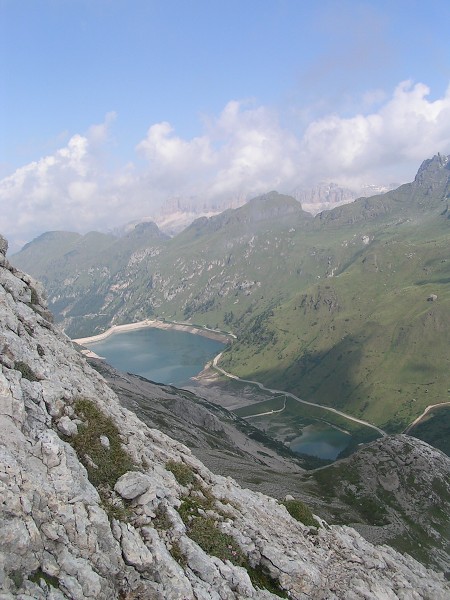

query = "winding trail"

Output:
[[403, 401, 450, 434], [242, 395, 287, 419], [212, 353, 386, 436]]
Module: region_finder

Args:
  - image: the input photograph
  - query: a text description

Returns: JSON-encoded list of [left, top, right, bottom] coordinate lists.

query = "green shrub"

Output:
[[165, 460, 196, 486], [177, 492, 287, 597], [153, 504, 172, 531], [14, 361, 39, 382], [29, 569, 59, 589], [69, 398, 136, 488], [281, 499, 319, 527]]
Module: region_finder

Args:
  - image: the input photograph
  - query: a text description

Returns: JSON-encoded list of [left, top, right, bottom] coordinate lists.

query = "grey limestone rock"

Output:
[[57, 416, 78, 437], [99, 434, 110, 448], [114, 471, 152, 500], [0, 234, 7, 256], [119, 522, 154, 571]]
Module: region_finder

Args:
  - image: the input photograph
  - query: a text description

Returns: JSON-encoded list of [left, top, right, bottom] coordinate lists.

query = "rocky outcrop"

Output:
[[1, 233, 449, 599], [311, 435, 450, 574], [413, 153, 450, 190]]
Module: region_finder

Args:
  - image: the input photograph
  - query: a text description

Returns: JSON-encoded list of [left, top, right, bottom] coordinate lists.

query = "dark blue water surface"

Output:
[[289, 423, 350, 460], [85, 327, 224, 386]]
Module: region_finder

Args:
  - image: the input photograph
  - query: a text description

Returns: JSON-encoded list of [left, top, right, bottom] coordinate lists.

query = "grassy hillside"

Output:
[[14, 222, 169, 337], [407, 405, 450, 455], [221, 218, 450, 430]]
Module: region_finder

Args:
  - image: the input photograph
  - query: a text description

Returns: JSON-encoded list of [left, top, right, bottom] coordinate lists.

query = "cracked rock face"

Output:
[[0, 233, 449, 600], [318, 434, 450, 573]]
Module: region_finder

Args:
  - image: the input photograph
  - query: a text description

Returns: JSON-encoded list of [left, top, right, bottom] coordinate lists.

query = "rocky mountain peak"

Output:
[[246, 190, 305, 213], [228, 191, 311, 227], [181, 191, 309, 238], [0, 234, 8, 256], [414, 153, 450, 188], [315, 434, 450, 574], [126, 220, 168, 240]]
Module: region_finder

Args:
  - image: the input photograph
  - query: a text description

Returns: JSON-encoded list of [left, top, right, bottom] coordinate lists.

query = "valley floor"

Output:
[[210, 353, 386, 435]]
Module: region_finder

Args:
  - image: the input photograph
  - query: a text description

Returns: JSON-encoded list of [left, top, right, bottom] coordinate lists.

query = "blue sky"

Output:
[[1, 0, 450, 249]]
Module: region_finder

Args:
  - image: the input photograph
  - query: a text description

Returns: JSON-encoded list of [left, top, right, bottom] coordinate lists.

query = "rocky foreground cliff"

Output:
[[1, 233, 449, 600]]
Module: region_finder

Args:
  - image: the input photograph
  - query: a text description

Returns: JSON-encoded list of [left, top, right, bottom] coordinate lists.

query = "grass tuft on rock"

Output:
[[29, 568, 60, 590], [65, 398, 137, 521], [169, 540, 187, 567], [153, 504, 172, 531], [165, 460, 196, 486], [14, 361, 39, 382], [177, 491, 287, 597], [29, 286, 39, 305], [188, 516, 246, 564], [281, 498, 320, 527], [70, 398, 136, 489], [10, 570, 23, 590]]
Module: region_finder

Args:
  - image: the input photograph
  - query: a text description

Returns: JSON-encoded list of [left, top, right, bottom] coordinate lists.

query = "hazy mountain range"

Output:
[[112, 181, 399, 238]]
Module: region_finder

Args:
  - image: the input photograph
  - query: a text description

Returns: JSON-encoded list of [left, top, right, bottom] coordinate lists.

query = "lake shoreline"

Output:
[[73, 318, 233, 346]]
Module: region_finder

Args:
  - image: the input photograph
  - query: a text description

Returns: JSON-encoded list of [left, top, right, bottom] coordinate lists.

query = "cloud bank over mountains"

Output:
[[2, 81, 450, 250]]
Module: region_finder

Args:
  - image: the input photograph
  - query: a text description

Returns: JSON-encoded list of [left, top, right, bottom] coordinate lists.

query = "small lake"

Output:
[[288, 423, 350, 460], [85, 328, 352, 460], [84, 327, 225, 387]]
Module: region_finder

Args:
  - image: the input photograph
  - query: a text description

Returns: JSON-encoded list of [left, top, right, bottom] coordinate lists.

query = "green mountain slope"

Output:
[[15, 222, 169, 336], [11, 155, 450, 433], [221, 217, 450, 431], [14, 191, 319, 336]]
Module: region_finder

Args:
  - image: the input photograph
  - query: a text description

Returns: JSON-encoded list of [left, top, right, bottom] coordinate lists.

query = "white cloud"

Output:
[[298, 81, 450, 184], [136, 100, 299, 200], [0, 119, 120, 251], [362, 88, 388, 108], [1, 81, 450, 251], [87, 111, 117, 145], [136, 121, 216, 189]]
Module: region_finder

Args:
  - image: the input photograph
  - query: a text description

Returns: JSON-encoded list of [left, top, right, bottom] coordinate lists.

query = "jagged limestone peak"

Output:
[[414, 153, 450, 186], [0, 234, 8, 256]]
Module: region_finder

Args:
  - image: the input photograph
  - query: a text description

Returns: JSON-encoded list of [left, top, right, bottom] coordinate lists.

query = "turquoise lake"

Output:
[[288, 423, 350, 460], [85, 327, 225, 387]]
